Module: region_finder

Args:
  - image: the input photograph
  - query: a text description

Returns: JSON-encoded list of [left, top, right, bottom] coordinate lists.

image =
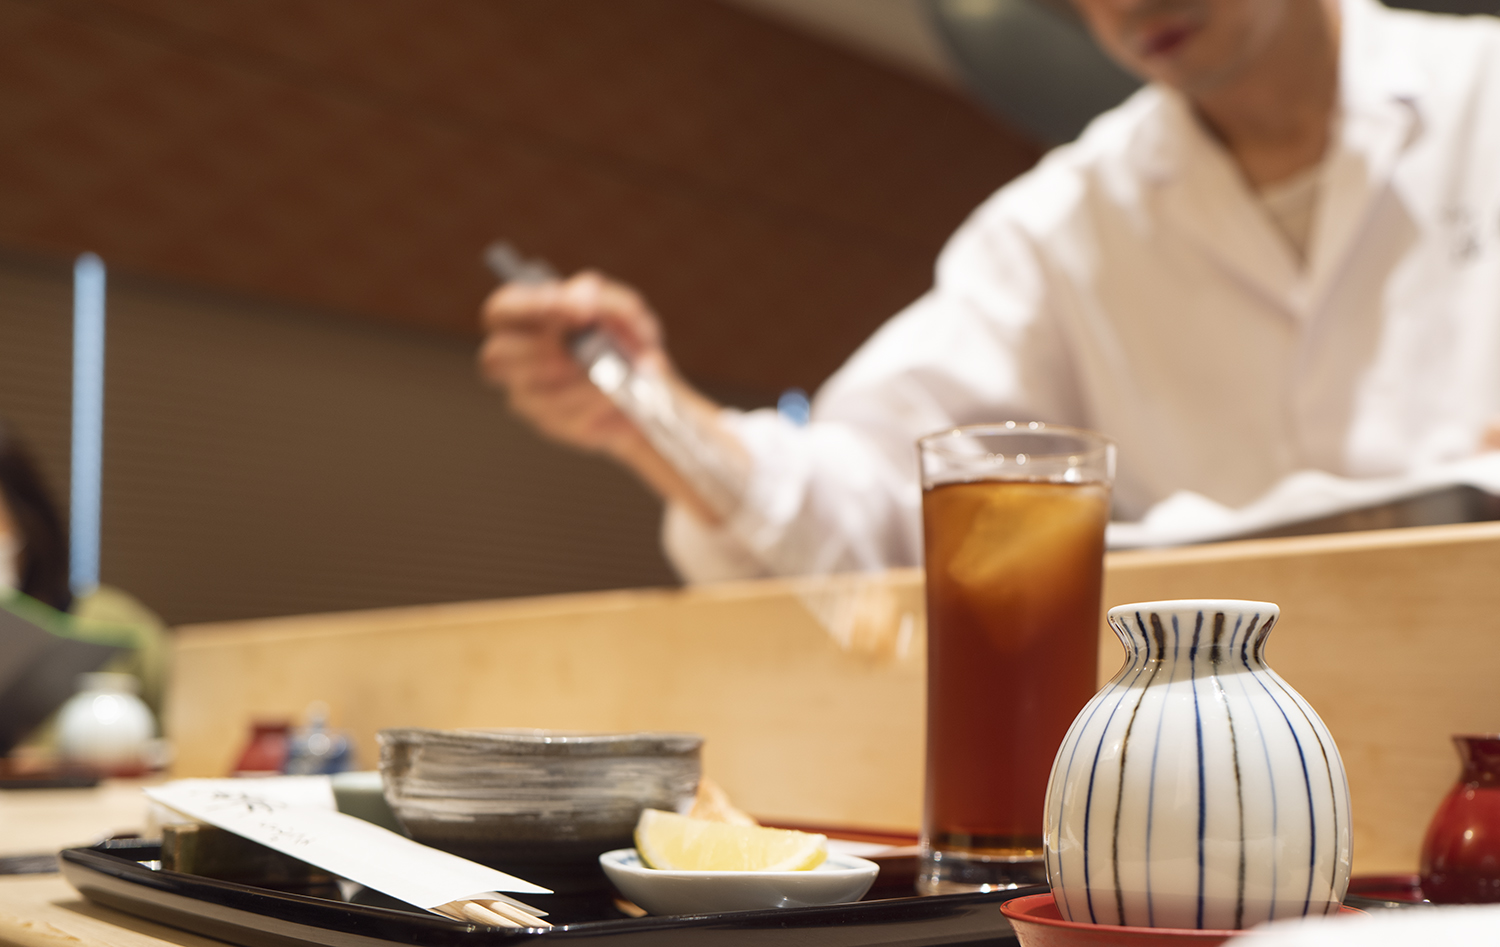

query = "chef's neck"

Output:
[[1191, 0, 1342, 189]]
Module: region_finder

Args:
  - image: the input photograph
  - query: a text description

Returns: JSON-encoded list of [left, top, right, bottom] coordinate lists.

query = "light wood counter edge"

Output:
[[175, 520, 1500, 649], [172, 569, 929, 648]]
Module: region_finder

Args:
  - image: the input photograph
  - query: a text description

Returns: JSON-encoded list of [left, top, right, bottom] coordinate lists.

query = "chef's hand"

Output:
[[478, 271, 736, 524], [1483, 418, 1500, 452], [479, 271, 667, 458]]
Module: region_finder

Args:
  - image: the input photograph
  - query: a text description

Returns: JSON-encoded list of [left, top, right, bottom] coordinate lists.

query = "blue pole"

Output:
[[71, 253, 106, 595]]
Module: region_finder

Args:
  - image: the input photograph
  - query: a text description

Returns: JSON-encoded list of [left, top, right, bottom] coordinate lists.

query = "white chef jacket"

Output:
[[664, 0, 1500, 582]]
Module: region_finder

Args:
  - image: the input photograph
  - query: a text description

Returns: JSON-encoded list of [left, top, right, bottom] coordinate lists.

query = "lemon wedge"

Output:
[[634, 809, 827, 871]]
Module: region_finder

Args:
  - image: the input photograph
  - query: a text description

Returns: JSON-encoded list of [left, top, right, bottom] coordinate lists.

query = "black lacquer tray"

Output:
[[61, 840, 1037, 947]]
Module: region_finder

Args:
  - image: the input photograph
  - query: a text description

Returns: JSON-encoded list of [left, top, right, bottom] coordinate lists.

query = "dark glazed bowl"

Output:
[[378, 728, 701, 893]]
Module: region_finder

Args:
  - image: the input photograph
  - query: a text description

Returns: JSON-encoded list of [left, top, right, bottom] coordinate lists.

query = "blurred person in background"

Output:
[[0, 418, 168, 726], [480, 0, 1500, 581]]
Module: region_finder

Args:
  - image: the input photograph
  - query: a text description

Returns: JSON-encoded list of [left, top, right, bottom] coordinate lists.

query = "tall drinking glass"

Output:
[[917, 422, 1114, 894]]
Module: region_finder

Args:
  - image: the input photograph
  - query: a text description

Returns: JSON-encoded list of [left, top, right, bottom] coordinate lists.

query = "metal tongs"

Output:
[[484, 245, 922, 659], [483, 242, 747, 519]]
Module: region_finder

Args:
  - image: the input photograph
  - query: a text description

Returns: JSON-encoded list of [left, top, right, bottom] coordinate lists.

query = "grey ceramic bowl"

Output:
[[378, 728, 701, 892]]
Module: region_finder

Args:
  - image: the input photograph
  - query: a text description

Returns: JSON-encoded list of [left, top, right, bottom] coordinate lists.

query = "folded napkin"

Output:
[[147, 778, 549, 914]]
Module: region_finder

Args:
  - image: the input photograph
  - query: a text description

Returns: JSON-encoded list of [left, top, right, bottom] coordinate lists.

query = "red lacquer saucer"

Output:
[[1000, 894, 1366, 947]]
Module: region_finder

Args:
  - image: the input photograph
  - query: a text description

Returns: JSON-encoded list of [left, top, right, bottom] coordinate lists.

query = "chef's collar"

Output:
[[1128, 0, 1426, 185]]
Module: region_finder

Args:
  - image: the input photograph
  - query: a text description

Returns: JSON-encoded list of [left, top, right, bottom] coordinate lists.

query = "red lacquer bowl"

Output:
[[1000, 894, 1366, 947]]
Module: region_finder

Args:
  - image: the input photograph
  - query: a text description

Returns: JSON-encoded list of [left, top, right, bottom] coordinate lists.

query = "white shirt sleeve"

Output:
[[659, 501, 769, 583], [659, 186, 1088, 581]]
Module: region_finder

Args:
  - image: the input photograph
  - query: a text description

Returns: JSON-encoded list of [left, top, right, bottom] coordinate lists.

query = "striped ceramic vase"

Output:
[[1043, 600, 1351, 930]]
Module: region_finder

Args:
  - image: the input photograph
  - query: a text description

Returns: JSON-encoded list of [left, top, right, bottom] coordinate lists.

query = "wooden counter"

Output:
[[0, 781, 197, 947], [0, 873, 229, 947], [166, 521, 1500, 875], [0, 783, 154, 858]]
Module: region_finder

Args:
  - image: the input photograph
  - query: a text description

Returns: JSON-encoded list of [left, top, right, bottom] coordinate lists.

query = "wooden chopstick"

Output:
[[476, 899, 553, 928], [436, 898, 553, 929], [460, 902, 524, 928], [482, 894, 549, 918]]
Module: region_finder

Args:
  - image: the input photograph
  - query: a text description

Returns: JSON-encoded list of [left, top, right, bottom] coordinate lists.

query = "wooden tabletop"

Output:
[[0, 780, 216, 947], [0, 874, 227, 947], [0, 782, 155, 859]]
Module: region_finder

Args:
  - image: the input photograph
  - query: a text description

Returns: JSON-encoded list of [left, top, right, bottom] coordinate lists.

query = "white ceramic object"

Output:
[[1044, 600, 1351, 931], [598, 848, 879, 916], [56, 672, 155, 772]]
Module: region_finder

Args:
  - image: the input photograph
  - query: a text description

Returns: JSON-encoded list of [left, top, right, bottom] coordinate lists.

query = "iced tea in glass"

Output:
[[917, 422, 1114, 893]]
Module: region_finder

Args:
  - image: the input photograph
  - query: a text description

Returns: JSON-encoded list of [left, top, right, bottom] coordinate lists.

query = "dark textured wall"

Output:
[[0, 252, 682, 624], [0, 0, 1038, 398], [0, 0, 1039, 622]]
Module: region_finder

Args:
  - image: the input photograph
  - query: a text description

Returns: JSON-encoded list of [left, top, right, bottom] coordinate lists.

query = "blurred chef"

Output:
[[479, 0, 1500, 580]]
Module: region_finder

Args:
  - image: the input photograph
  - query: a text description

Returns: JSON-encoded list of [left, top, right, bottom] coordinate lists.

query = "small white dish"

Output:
[[598, 847, 879, 916]]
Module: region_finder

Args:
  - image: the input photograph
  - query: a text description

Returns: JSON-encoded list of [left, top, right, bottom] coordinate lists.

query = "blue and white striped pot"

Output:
[[1043, 600, 1351, 930]]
